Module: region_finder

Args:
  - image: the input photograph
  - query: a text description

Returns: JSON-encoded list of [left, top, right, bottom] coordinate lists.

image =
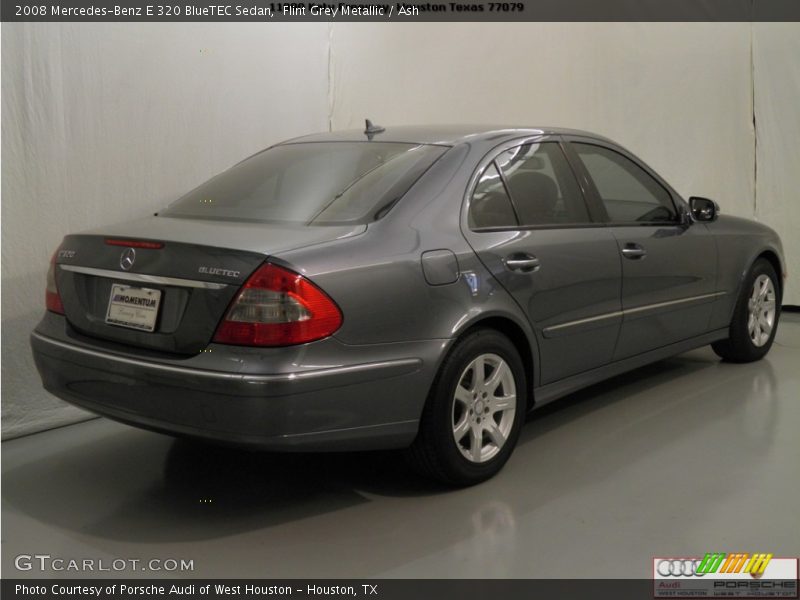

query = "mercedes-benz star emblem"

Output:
[[119, 248, 136, 271]]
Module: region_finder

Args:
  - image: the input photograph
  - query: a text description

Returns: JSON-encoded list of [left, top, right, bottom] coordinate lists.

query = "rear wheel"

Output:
[[712, 258, 781, 362], [409, 329, 526, 486]]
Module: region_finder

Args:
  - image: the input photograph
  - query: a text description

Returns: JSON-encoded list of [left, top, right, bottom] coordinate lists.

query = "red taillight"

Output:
[[105, 239, 164, 249], [212, 263, 342, 347], [46, 252, 65, 314]]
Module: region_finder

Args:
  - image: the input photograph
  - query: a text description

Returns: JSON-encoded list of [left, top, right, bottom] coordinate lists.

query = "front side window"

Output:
[[495, 142, 590, 226], [573, 143, 677, 223], [162, 142, 447, 225]]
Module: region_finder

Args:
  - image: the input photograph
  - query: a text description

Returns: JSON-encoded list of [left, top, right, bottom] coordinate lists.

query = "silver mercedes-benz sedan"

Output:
[[31, 123, 785, 485]]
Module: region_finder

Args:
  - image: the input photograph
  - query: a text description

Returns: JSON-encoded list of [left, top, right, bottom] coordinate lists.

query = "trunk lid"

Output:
[[54, 216, 365, 354]]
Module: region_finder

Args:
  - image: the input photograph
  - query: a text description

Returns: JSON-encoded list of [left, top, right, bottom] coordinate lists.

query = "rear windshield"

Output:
[[161, 142, 448, 225]]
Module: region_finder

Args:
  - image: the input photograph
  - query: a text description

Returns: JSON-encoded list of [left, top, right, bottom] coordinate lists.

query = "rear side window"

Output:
[[162, 142, 447, 225], [495, 142, 590, 226], [469, 163, 518, 229], [573, 143, 677, 223]]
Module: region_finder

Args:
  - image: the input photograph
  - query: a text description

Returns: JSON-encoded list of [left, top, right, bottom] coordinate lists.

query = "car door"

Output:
[[565, 139, 718, 360], [462, 136, 622, 385]]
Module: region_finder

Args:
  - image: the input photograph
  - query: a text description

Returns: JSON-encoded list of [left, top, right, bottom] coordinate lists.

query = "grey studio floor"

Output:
[[3, 314, 799, 579]]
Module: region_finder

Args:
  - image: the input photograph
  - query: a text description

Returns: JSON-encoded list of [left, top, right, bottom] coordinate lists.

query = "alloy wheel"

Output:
[[747, 274, 777, 347], [451, 353, 517, 463]]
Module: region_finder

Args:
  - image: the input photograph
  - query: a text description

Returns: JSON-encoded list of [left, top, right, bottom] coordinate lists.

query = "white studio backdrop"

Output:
[[753, 23, 800, 306], [2, 22, 798, 438], [1, 23, 331, 438], [332, 23, 756, 218]]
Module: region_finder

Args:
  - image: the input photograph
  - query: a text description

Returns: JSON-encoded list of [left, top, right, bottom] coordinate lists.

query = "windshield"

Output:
[[161, 142, 448, 225]]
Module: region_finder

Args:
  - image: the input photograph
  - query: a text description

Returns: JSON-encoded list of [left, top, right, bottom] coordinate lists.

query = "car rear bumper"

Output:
[[30, 317, 445, 451]]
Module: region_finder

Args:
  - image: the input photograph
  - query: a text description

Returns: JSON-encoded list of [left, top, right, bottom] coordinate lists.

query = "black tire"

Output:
[[409, 328, 527, 486], [712, 258, 781, 363]]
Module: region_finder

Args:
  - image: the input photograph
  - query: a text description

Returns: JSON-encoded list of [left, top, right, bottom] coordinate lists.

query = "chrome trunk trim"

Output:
[[59, 265, 229, 290]]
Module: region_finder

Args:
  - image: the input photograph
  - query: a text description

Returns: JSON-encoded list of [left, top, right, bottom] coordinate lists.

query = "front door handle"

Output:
[[504, 254, 540, 273], [621, 243, 647, 260]]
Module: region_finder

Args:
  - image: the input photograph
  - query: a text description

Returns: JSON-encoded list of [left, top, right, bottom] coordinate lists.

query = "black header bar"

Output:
[[3, 0, 800, 22]]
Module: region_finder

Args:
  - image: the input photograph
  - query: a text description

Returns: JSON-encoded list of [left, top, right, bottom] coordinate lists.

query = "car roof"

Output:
[[280, 124, 614, 148]]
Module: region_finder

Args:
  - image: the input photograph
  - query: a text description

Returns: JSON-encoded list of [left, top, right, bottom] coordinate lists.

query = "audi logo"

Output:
[[119, 248, 136, 271], [657, 559, 705, 577]]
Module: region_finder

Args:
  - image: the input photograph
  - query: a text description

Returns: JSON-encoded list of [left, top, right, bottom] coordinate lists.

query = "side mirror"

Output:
[[689, 197, 719, 222]]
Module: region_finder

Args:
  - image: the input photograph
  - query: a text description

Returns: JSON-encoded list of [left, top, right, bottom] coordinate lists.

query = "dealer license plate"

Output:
[[105, 284, 162, 332]]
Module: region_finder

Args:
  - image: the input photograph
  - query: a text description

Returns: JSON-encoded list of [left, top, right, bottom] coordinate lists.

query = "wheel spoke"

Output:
[[453, 416, 470, 441], [758, 279, 769, 299], [472, 357, 485, 390], [748, 313, 757, 336], [454, 385, 472, 407], [485, 421, 506, 448], [491, 394, 515, 413], [484, 361, 509, 394], [469, 426, 482, 461], [762, 299, 775, 311]]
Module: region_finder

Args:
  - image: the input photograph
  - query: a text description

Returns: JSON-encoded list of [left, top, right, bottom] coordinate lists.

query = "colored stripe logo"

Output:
[[696, 553, 773, 574]]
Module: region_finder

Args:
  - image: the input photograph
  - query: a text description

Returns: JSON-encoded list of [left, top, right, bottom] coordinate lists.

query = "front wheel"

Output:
[[409, 329, 526, 486], [712, 258, 781, 362]]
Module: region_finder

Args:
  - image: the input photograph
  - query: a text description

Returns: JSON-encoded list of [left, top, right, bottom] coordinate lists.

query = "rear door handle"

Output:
[[621, 243, 647, 260], [504, 254, 540, 272]]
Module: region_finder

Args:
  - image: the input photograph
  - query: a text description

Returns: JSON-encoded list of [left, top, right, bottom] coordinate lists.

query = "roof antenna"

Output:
[[364, 119, 385, 140]]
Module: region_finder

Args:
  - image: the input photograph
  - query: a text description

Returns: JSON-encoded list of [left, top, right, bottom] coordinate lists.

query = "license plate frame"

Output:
[[105, 283, 162, 332]]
